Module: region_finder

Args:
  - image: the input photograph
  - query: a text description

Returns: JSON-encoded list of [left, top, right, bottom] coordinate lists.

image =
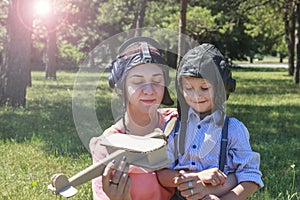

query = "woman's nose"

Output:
[[142, 83, 154, 94]]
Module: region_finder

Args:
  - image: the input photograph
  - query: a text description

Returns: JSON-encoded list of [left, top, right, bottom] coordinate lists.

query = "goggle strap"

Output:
[[140, 42, 152, 63]]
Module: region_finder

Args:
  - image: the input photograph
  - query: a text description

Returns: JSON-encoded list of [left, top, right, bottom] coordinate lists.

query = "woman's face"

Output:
[[181, 77, 214, 113], [125, 64, 165, 114]]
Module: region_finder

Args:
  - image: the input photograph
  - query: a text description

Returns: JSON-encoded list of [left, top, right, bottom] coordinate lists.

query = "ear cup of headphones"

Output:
[[108, 61, 116, 89], [226, 70, 236, 93], [108, 58, 126, 96], [160, 64, 171, 86], [108, 59, 118, 89], [219, 60, 236, 98], [108, 74, 115, 88]]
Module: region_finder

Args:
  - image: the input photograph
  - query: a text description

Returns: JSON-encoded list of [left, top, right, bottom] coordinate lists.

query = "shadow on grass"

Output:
[[226, 103, 300, 196], [231, 67, 297, 96], [0, 70, 115, 157], [0, 98, 114, 158]]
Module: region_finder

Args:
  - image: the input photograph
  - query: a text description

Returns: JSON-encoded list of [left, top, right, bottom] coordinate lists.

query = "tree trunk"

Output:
[[295, 1, 300, 84], [290, 1, 296, 75], [0, 0, 33, 107], [279, 53, 284, 63], [250, 57, 253, 63], [284, 1, 295, 76], [135, 0, 147, 37], [45, 31, 57, 79], [177, 0, 187, 66]]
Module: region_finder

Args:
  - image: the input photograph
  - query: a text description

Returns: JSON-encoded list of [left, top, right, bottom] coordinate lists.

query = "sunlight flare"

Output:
[[34, 0, 51, 17]]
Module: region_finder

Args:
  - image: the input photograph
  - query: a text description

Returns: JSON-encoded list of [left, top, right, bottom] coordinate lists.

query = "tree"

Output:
[[171, 1, 258, 61], [34, 0, 70, 79], [133, 0, 147, 37], [43, 13, 59, 79], [177, 0, 187, 65], [295, 0, 300, 84], [238, 0, 298, 73], [283, 0, 297, 76], [0, 0, 33, 107], [45, 29, 57, 79]]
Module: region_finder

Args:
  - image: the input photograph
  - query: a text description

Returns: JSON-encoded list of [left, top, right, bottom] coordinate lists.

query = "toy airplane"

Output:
[[48, 118, 177, 198]]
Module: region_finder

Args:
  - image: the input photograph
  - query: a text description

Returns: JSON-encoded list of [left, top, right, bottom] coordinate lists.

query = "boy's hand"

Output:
[[202, 194, 221, 200], [196, 168, 227, 186], [175, 168, 227, 186], [174, 168, 227, 199]]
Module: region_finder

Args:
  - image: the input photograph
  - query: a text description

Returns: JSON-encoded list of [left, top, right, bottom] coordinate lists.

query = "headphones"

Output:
[[218, 59, 236, 99], [108, 58, 126, 90]]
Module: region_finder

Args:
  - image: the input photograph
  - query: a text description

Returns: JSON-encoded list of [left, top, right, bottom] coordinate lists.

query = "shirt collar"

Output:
[[187, 107, 224, 126]]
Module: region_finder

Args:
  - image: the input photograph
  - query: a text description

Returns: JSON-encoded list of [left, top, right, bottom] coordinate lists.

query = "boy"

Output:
[[157, 43, 263, 199]]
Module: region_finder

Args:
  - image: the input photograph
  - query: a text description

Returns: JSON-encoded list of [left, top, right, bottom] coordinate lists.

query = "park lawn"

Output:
[[232, 55, 288, 64], [0, 68, 299, 200]]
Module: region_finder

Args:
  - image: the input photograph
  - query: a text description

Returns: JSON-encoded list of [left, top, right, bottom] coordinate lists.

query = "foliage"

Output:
[[145, 1, 178, 30], [185, 6, 220, 40], [241, 0, 287, 55], [0, 0, 293, 67], [0, 68, 300, 199], [58, 43, 85, 69]]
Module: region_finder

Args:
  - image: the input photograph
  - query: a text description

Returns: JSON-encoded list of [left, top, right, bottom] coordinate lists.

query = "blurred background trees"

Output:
[[0, 0, 299, 107]]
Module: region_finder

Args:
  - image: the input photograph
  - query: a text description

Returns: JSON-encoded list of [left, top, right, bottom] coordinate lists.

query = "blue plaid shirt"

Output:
[[166, 108, 264, 187]]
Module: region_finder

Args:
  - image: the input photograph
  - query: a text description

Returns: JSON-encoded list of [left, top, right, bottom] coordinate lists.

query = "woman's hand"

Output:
[[102, 156, 131, 200], [176, 176, 207, 200]]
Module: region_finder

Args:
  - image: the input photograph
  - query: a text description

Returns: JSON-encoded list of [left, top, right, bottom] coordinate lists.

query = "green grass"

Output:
[[233, 55, 288, 64], [227, 67, 300, 199], [0, 67, 299, 199]]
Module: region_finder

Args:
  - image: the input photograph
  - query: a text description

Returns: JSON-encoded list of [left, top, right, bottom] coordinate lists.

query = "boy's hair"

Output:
[[176, 43, 236, 125]]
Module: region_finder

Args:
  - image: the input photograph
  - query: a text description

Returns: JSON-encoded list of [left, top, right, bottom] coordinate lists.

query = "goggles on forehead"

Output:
[[109, 48, 169, 89]]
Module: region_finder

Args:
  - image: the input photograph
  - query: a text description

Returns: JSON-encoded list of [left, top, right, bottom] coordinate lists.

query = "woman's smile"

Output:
[[140, 98, 156, 104]]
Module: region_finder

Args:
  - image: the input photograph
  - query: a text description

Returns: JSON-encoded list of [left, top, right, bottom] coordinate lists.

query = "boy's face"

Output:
[[181, 77, 214, 113]]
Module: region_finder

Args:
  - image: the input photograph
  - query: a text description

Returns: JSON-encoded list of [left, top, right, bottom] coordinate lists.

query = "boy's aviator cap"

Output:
[[177, 43, 236, 105], [178, 43, 225, 79]]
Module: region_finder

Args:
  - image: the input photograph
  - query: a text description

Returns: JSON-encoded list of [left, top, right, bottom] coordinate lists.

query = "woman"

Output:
[[89, 37, 177, 200]]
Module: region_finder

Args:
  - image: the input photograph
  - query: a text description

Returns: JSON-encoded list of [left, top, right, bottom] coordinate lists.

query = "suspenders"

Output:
[[172, 117, 229, 172], [219, 117, 229, 171]]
